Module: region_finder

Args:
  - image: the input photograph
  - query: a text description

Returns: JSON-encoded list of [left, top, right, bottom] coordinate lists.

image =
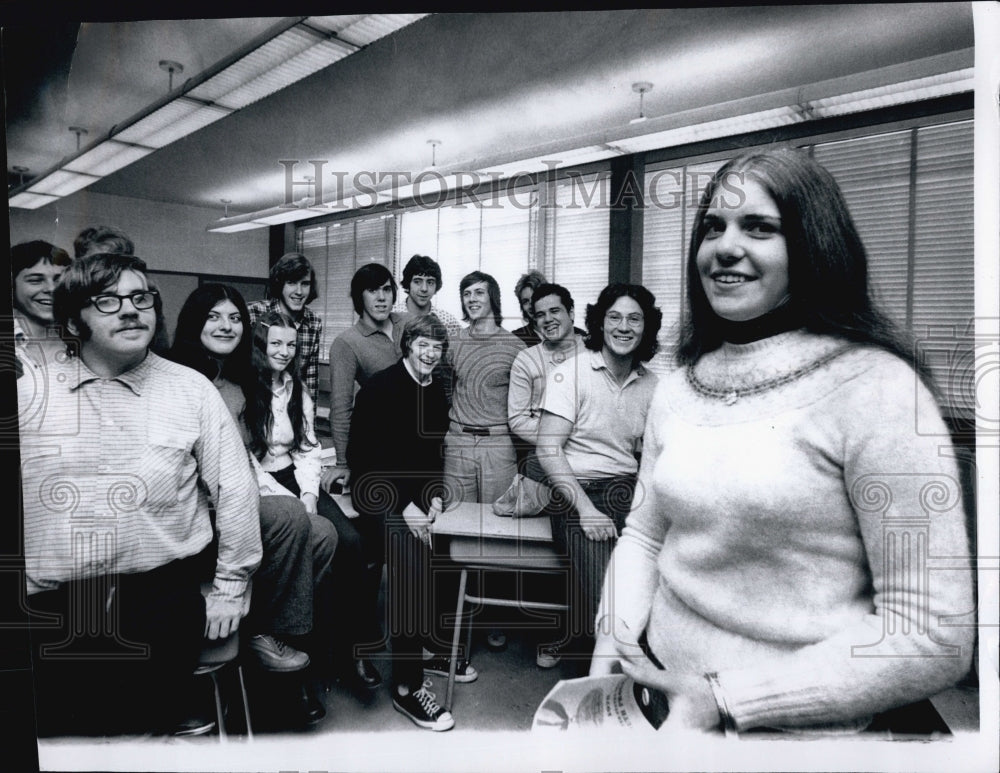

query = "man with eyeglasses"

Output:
[[534, 283, 661, 674], [17, 253, 262, 736]]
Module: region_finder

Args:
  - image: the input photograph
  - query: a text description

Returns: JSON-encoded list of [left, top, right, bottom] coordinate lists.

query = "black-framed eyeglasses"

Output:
[[87, 290, 159, 314]]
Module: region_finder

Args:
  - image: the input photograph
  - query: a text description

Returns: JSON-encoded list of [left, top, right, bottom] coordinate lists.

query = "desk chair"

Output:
[[194, 583, 253, 742], [432, 503, 569, 711]]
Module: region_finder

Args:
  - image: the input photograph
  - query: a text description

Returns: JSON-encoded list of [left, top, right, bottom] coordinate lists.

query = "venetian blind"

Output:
[[543, 172, 611, 326], [397, 188, 536, 326], [297, 214, 397, 359], [812, 131, 912, 330], [911, 120, 975, 417], [642, 159, 725, 375]]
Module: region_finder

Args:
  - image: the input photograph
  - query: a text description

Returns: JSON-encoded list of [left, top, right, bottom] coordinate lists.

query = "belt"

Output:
[[454, 422, 507, 436]]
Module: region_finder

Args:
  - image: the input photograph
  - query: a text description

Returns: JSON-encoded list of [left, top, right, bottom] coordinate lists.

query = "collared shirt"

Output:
[[508, 334, 587, 444], [542, 349, 658, 481], [257, 370, 322, 499], [247, 299, 323, 409], [327, 312, 405, 461], [17, 352, 262, 603], [392, 300, 464, 338], [12, 312, 67, 376]]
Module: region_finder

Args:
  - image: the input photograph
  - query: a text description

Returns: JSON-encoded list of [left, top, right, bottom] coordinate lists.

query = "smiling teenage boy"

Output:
[[11, 240, 72, 372], [392, 254, 462, 337], [248, 253, 323, 408], [323, 262, 405, 492], [441, 270, 525, 504]]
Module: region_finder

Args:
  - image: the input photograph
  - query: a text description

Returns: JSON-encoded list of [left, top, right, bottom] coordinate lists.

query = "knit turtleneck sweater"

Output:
[[600, 330, 973, 732]]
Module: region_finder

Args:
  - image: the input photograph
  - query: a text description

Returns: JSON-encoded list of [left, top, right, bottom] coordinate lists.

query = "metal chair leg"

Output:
[[236, 664, 253, 741], [208, 671, 227, 743], [446, 568, 468, 712]]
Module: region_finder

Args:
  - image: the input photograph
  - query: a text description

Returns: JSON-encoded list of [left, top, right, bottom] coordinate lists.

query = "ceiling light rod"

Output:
[[159, 60, 185, 92], [427, 139, 442, 168], [630, 81, 653, 124], [69, 126, 88, 151]]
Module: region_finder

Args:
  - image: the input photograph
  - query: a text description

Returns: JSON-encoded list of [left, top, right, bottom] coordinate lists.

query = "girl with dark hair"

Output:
[[246, 311, 383, 695], [535, 283, 661, 670], [169, 285, 337, 726], [591, 148, 973, 735]]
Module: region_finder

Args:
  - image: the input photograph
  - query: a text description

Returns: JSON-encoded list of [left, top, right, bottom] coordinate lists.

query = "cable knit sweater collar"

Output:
[[677, 330, 863, 423]]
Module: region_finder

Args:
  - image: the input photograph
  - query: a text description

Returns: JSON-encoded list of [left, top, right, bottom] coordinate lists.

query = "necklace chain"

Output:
[[687, 345, 851, 405]]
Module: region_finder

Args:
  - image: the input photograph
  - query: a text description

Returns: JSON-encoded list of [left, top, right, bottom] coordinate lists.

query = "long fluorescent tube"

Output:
[[115, 99, 233, 148], [8, 192, 59, 209], [210, 220, 267, 234], [307, 14, 428, 46], [252, 206, 330, 226], [808, 69, 973, 118], [9, 14, 431, 210], [64, 140, 153, 176], [27, 169, 100, 197]]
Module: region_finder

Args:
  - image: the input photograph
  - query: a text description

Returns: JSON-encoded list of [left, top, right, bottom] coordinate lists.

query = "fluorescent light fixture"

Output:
[[64, 140, 153, 176], [115, 99, 232, 148], [210, 220, 267, 234], [477, 145, 628, 181], [188, 28, 358, 110], [10, 14, 431, 210], [613, 105, 804, 155], [207, 199, 331, 232], [252, 206, 330, 225], [808, 69, 973, 118], [8, 191, 59, 209], [27, 169, 99, 196], [310, 14, 429, 46], [214, 39, 353, 110]]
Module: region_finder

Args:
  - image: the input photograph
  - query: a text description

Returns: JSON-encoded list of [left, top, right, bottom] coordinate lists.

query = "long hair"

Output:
[[459, 270, 503, 326], [678, 148, 932, 388], [584, 283, 662, 365], [350, 262, 397, 315], [244, 311, 308, 460], [266, 252, 318, 305], [168, 284, 253, 401]]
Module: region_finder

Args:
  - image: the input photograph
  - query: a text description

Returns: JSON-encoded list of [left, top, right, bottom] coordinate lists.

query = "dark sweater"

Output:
[[347, 359, 450, 517]]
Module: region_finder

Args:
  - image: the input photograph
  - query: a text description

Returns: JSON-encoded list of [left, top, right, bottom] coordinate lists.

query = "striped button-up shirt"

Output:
[[247, 299, 323, 410], [17, 351, 262, 605]]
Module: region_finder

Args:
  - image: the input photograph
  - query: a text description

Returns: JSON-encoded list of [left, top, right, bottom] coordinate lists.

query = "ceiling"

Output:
[[2, 6, 976, 218]]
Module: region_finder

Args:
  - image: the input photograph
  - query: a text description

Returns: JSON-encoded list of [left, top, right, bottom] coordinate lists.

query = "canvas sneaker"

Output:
[[248, 634, 310, 672], [423, 651, 479, 683], [393, 679, 455, 731]]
